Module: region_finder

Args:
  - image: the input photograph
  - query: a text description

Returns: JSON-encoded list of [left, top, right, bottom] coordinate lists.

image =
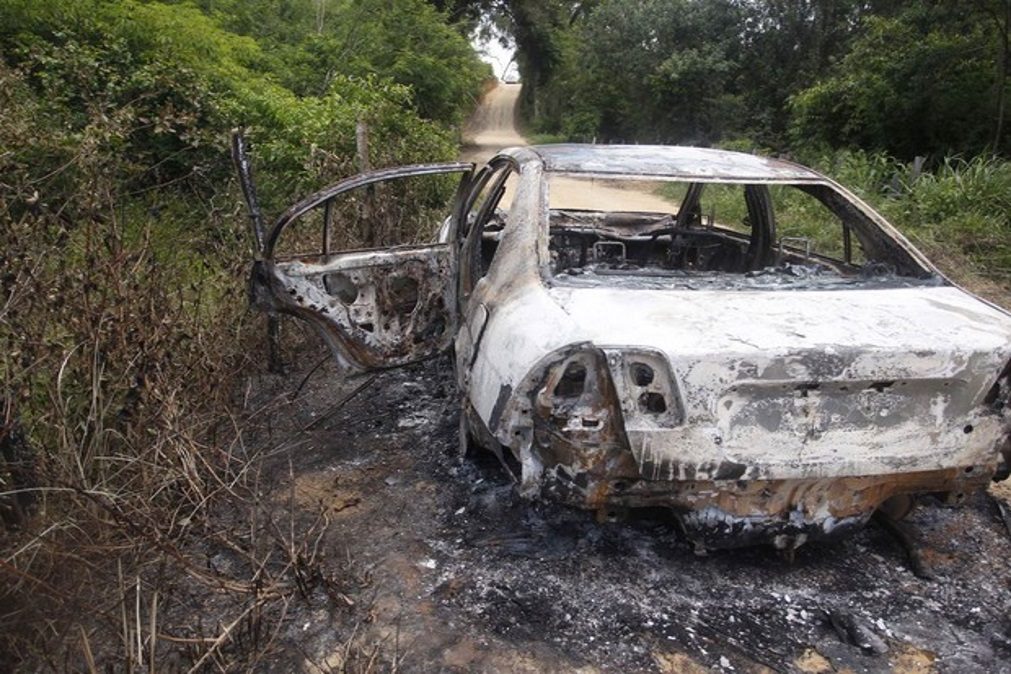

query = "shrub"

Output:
[[0, 0, 485, 666]]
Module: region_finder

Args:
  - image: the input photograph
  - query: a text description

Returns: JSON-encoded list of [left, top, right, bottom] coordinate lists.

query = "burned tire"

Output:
[[877, 493, 915, 521]]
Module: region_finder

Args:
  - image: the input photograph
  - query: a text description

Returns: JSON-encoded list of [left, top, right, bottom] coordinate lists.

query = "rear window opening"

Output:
[[545, 175, 937, 290]]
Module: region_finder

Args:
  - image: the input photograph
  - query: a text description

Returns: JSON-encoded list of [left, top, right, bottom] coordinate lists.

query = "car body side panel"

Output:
[[532, 144, 821, 181], [467, 282, 577, 425], [460, 155, 575, 426]]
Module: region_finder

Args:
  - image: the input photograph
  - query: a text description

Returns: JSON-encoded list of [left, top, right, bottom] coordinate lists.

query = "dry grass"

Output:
[[0, 154, 358, 667], [912, 241, 1011, 311]]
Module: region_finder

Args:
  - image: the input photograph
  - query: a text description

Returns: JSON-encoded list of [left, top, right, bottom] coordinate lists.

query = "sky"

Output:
[[471, 26, 518, 81]]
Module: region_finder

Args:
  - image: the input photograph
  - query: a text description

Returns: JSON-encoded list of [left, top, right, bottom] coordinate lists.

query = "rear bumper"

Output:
[[541, 461, 993, 550], [476, 339, 1011, 550], [524, 403, 1004, 549], [473, 395, 1001, 549]]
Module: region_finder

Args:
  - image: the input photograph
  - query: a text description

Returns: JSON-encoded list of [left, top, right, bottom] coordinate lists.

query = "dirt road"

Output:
[[461, 83, 678, 213], [461, 83, 526, 163]]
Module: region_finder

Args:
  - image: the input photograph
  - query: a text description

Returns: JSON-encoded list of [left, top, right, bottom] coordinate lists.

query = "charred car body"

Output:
[[248, 144, 1011, 551]]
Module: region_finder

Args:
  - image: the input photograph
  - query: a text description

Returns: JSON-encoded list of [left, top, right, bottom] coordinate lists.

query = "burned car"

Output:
[[248, 144, 1011, 551]]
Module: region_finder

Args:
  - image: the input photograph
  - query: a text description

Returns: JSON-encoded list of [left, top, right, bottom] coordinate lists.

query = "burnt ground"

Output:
[[238, 355, 1011, 674]]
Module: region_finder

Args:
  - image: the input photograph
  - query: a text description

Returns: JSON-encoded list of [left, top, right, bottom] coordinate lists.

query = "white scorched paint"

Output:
[[468, 282, 1011, 482]]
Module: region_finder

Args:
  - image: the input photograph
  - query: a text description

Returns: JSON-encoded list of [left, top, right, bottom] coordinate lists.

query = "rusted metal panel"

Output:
[[246, 142, 1011, 550], [465, 320, 1006, 550], [252, 246, 456, 373], [456, 145, 1011, 549], [469, 315, 1009, 549], [249, 162, 472, 373]]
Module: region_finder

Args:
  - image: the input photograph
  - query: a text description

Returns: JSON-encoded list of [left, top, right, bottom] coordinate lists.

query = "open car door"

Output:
[[249, 163, 474, 375]]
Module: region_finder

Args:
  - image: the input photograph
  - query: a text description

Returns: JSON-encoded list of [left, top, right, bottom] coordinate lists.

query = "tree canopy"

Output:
[[0, 0, 492, 210], [498, 0, 1011, 159]]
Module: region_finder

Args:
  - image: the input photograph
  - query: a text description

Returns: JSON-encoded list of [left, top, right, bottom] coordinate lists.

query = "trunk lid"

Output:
[[548, 285, 1011, 480]]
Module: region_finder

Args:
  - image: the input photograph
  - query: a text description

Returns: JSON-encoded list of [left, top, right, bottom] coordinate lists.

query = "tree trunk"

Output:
[[315, 0, 326, 34], [995, 1, 1009, 151], [356, 120, 379, 246]]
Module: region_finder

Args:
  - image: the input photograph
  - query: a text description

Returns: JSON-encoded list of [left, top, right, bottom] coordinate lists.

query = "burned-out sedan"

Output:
[[248, 144, 1011, 551]]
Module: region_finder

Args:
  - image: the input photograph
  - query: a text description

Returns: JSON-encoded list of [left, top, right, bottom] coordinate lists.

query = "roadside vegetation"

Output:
[[492, 0, 1011, 300], [3, 0, 1010, 669], [0, 0, 488, 668]]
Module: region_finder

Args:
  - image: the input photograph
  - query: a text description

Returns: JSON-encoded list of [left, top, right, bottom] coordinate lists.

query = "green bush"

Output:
[[800, 149, 1011, 279], [789, 11, 1005, 159], [0, 1, 486, 666]]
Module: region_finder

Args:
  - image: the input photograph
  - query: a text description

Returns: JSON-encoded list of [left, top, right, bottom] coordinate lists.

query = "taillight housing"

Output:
[[984, 359, 1011, 412], [532, 346, 684, 437], [986, 359, 1011, 481], [602, 348, 684, 429], [536, 349, 615, 433]]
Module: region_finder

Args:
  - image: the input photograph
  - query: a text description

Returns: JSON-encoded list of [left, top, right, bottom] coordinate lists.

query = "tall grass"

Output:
[[0, 55, 336, 669], [655, 143, 1011, 299], [0, 124, 262, 665], [0, 0, 490, 665], [817, 151, 1011, 293]]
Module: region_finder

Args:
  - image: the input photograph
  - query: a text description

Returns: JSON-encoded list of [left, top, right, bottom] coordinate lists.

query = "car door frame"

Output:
[[453, 156, 521, 382], [249, 162, 474, 376]]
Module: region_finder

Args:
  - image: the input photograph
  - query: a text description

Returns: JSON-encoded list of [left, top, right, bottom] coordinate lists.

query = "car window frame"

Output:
[[250, 162, 474, 376], [459, 156, 520, 309]]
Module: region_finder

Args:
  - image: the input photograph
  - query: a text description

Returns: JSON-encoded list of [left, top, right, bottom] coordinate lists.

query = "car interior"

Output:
[[471, 180, 931, 285]]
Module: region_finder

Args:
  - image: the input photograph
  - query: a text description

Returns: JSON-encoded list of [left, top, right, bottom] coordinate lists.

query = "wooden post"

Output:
[[355, 119, 371, 173], [315, 0, 326, 34], [356, 119, 379, 246]]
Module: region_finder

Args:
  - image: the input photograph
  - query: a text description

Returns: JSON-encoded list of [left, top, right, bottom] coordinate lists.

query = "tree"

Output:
[[975, 0, 1010, 151], [518, 0, 745, 144], [790, 4, 1008, 158]]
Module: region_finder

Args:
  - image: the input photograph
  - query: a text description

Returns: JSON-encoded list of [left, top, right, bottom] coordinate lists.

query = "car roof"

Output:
[[522, 144, 823, 182]]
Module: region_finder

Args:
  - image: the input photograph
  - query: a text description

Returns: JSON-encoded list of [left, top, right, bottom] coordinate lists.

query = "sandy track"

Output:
[[461, 84, 678, 213], [461, 83, 526, 162]]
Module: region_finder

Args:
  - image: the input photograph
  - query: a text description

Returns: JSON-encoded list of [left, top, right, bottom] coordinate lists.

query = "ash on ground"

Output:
[[246, 356, 1011, 674]]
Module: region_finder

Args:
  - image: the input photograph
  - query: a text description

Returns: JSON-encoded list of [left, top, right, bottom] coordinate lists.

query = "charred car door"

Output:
[[249, 163, 474, 375]]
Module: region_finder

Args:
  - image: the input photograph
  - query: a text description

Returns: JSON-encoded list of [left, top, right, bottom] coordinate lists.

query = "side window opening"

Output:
[[791, 183, 928, 277], [548, 181, 775, 275], [695, 183, 749, 234], [250, 163, 471, 374], [271, 172, 462, 258], [770, 185, 867, 267], [460, 163, 519, 303]]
